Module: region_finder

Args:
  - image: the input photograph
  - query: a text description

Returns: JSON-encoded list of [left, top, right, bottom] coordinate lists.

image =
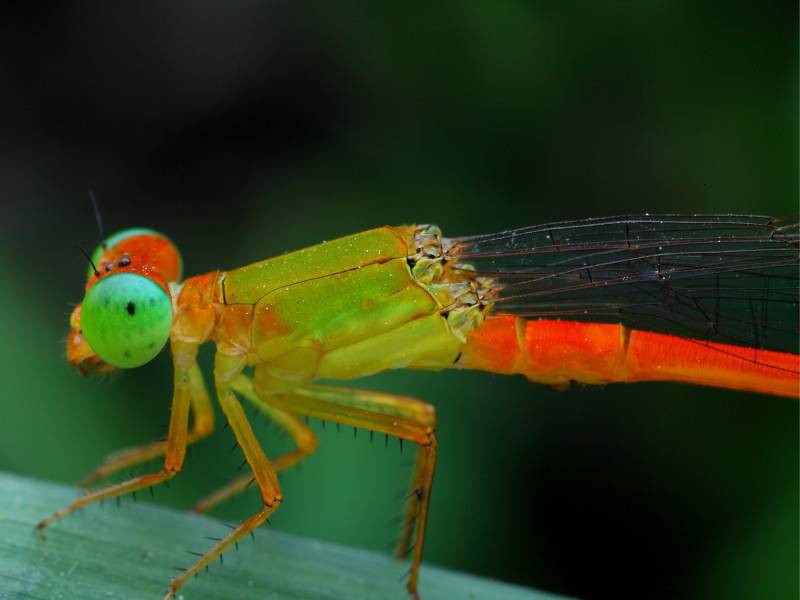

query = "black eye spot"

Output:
[[105, 263, 113, 271], [126, 301, 136, 315], [118, 257, 131, 267]]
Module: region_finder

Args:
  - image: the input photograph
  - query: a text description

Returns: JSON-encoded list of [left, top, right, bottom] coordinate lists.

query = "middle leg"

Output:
[[192, 373, 318, 513], [164, 353, 282, 599]]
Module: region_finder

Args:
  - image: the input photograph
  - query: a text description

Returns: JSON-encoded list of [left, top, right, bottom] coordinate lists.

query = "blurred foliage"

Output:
[[0, 2, 796, 600]]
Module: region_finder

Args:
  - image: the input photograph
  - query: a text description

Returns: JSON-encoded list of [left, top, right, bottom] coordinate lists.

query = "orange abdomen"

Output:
[[460, 316, 800, 398]]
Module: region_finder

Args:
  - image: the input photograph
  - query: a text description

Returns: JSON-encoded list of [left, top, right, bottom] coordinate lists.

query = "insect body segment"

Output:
[[460, 316, 800, 397], [43, 217, 799, 600], [218, 225, 492, 389]]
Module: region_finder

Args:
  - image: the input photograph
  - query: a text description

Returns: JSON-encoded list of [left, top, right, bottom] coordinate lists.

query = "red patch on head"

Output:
[[86, 234, 181, 296]]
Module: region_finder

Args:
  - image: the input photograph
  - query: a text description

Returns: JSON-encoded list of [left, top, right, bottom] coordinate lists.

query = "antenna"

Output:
[[74, 244, 99, 277], [88, 189, 106, 248]]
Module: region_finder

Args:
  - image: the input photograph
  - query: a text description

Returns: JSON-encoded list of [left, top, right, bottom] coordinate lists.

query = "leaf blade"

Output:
[[1, 472, 574, 600]]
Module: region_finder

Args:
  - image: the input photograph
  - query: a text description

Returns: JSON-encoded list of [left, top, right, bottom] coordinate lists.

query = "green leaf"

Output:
[[1, 472, 573, 600]]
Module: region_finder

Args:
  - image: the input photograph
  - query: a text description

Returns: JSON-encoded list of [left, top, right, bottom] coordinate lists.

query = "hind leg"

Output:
[[264, 383, 437, 600]]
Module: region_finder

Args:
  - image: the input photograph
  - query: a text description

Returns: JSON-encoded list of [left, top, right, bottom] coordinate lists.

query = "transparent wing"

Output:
[[445, 215, 799, 355]]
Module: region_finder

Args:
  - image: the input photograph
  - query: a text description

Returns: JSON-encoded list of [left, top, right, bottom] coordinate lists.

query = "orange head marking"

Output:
[[85, 228, 182, 295], [66, 304, 114, 375]]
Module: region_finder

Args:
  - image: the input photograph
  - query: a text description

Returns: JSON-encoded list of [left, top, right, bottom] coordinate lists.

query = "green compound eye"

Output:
[[81, 273, 173, 368]]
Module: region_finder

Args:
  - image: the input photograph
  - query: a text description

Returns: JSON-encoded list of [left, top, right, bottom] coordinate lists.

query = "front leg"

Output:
[[35, 341, 199, 531], [79, 360, 214, 487]]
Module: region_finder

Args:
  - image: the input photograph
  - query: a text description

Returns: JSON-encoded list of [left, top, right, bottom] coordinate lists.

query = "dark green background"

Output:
[[0, 3, 796, 599]]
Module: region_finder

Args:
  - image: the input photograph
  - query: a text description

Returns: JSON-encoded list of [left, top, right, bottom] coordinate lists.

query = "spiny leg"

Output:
[[192, 373, 318, 513], [267, 383, 437, 600], [164, 353, 281, 600], [395, 440, 436, 564], [80, 361, 214, 487], [36, 342, 199, 531]]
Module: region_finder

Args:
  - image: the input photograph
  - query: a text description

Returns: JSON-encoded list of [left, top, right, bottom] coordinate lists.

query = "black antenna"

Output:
[[88, 189, 106, 248], [74, 244, 99, 277]]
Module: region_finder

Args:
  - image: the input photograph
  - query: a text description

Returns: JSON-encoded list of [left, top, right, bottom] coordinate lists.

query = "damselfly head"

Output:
[[68, 228, 183, 372]]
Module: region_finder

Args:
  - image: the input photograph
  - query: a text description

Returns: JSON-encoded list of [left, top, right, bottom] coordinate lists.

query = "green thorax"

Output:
[[218, 225, 495, 388], [221, 226, 416, 304]]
